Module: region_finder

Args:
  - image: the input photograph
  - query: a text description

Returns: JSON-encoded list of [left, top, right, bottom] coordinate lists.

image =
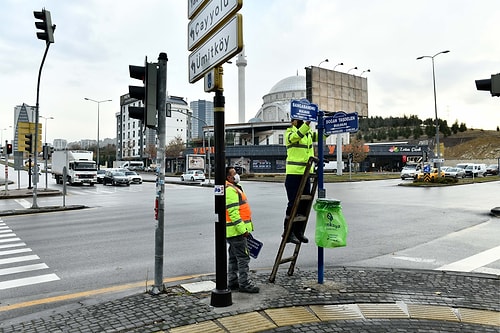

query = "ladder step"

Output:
[[300, 194, 314, 201], [292, 215, 307, 222], [279, 255, 297, 265]]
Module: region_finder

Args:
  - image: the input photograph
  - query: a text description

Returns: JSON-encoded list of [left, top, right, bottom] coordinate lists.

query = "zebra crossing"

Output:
[[0, 220, 59, 291]]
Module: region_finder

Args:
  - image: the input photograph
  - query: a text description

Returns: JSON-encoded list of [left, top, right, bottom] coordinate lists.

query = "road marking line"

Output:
[[0, 272, 213, 312], [473, 267, 500, 276], [0, 254, 40, 266], [0, 242, 26, 249], [393, 256, 436, 263], [0, 263, 48, 276], [0, 248, 32, 256], [0, 233, 17, 239], [436, 245, 500, 272], [0, 229, 13, 233], [14, 199, 31, 209], [0, 273, 60, 290], [0, 237, 21, 244]]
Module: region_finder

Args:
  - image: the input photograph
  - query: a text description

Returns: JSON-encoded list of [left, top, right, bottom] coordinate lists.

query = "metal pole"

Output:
[[210, 67, 232, 307], [152, 52, 168, 295], [431, 57, 441, 176], [32, 42, 51, 208], [97, 102, 100, 170], [317, 111, 325, 284]]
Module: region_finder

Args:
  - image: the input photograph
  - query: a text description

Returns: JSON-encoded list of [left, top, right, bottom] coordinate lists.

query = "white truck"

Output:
[[51, 150, 97, 185]]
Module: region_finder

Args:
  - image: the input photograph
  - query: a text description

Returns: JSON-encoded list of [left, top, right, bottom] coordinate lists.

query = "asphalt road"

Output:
[[0, 169, 499, 321]]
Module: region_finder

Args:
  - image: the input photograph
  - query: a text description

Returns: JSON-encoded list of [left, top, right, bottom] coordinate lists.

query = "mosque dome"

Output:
[[268, 75, 306, 94], [252, 74, 307, 122]]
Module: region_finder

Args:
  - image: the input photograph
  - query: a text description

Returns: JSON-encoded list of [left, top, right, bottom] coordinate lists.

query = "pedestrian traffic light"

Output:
[[34, 9, 55, 44], [128, 61, 158, 128], [6, 143, 12, 154], [25, 133, 33, 153], [475, 73, 500, 97]]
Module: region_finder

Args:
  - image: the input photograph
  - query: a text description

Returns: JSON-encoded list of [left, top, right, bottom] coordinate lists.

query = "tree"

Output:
[[165, 136, 185, 158]]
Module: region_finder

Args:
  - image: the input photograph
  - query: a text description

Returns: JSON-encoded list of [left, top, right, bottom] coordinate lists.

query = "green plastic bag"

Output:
[[313, 198, 348, 248]]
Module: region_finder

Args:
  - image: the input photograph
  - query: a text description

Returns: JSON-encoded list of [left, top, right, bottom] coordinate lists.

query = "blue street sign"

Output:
[[324, 111, 359, 135], [290, 99, 318, 122]]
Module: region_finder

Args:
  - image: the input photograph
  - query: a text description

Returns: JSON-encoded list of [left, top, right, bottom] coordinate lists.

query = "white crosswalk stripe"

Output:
[[0, 220, 60, 291]]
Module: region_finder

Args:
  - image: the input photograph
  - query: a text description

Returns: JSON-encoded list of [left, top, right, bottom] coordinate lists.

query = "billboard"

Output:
[[306, 66, 368, 117]]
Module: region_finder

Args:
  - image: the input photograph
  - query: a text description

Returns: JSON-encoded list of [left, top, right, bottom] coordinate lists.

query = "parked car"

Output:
[[400, 165, 418, 180], [103, 170, 130, 186], [444, 167, 465, 179], [485, 164, 499, 176], [96, 170, 106, 183], [180, 170, 205, 182], [464, 164, 487, 177], [124, 170, 143, 184], [416, 167, 445, 181]]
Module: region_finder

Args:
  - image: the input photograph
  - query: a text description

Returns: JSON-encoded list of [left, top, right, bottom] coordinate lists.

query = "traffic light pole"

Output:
[[32, 42, 51, 208], [210, 67, 232, 307], [151, 52, 168, 295]]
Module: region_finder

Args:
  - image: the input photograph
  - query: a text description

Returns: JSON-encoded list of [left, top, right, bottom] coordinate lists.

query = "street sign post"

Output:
[[188, 14, 243, 83], [324, 111, 359, 135], [290, 99, 318, 122], [188, 0, 242, 51]]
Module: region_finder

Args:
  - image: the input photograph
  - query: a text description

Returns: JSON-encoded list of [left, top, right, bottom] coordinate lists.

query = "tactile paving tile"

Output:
[[218, 311, 277, 333], [458, 308, 500, 326], [309, 304, 363, 321], [169, 320, 224, 333], [357, 303, 408, 319], [407, 304, 459, 322], [265, 306, 320, 327]]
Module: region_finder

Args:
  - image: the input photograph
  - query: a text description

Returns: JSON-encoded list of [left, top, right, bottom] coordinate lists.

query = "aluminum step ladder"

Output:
[[269, 156, 318, 283]]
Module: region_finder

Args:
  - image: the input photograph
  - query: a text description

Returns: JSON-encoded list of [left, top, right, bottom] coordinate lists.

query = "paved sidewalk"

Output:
[[0, 267, 498, 332]]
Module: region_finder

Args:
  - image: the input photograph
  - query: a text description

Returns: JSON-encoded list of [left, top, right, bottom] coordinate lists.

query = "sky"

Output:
[[1, 0, 499, 144]]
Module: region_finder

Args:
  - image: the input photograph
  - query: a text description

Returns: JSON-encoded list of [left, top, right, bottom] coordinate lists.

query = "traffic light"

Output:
[[128, 61, 158, 128], [6, 143, 12, 154], [34, 9, 55, 44], [475, 73, 500, 97], [25, 133, 33, 153], [42, 145, 55, 159]]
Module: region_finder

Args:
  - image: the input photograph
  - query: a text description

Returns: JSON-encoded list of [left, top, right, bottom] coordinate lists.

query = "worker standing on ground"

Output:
[[225, 166, 259, 293], [283, 118, 318, 244]]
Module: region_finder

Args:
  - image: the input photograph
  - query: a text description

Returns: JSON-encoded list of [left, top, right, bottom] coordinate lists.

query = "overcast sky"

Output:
[[1, 0, 499, 143]]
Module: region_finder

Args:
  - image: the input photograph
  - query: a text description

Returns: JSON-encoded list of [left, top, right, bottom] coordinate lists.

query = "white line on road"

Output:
[[0, 237, 21, 244], [0, 263, 48, 276], [14, 199, 31, 209], [0, 273, 60, 290], [436, 245, 500, 273], [0, 255, 40, 266], [393, 256, 436, 263], [0, 233, 16, 238], [0, 242, 26, 249], [0, 248, 32, 256]]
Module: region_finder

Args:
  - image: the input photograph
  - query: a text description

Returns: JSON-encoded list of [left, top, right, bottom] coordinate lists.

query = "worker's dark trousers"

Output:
[[284, 174, 311, 236]]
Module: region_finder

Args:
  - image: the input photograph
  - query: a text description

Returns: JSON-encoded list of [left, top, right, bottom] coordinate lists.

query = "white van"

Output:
[[122, 161, 144, 171], [464, 163, 487, 177]]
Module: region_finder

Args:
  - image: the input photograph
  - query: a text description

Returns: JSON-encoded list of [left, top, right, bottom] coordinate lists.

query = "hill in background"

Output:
[[443, 130, 500, 159]]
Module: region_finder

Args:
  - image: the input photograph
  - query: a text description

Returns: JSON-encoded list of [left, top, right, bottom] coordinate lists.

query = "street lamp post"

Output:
[[333, 62, 343, 70], [84, 98, 112, 170], [318, 59, 329, 67], [417, 50, 450, 177], [40, 115, 54, 144]]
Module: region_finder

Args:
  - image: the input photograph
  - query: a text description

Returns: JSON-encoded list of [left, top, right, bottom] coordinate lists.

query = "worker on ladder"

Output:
[[283, 118, 318, 244]]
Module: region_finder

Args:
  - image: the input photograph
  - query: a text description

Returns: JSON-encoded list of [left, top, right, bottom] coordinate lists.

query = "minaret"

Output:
[[236, 48, 247, 123]]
